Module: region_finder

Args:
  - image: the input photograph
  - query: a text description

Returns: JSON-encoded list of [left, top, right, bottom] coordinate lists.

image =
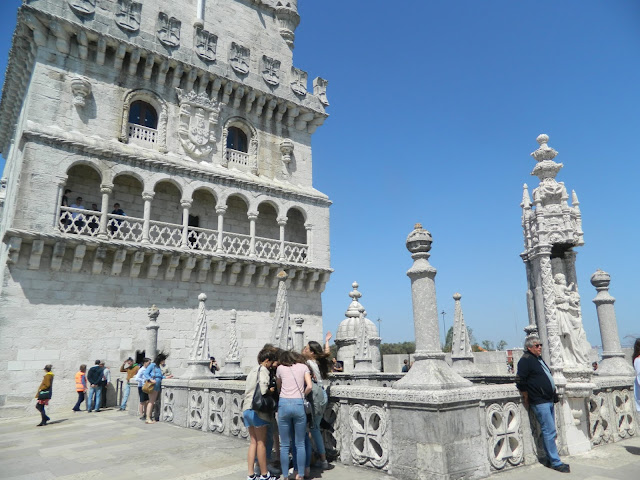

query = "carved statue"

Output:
[[553, 273, 590, 367]]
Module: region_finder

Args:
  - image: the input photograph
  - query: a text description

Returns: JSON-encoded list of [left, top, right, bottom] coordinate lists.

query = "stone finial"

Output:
[[217, 308, 243, 379], [70, 75, 91, 107], [571, 190, 580, 207], [530, 134, 558, 162], [353, 306, 377, 373], [148, 304, 160, 321], [271, 270, 293, 349], [521, 184, 531, 209], [450, 293, 481, 376], [590, 269, 610, 289], [406, 223, 433, 255], [345, 281, 364, 318], [183, 292, 214, 379]]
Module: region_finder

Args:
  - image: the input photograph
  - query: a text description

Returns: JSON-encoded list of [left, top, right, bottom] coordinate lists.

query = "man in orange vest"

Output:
[[72, 364, 87, 412]]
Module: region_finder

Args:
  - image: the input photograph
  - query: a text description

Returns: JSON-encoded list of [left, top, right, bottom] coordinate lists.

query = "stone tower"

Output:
[[520, 134, 592, 389], [0, 0, 331, 416]]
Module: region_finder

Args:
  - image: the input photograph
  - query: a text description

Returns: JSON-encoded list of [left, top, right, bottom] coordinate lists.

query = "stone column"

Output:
[[277, 216, 287, 260], [54, 181, 66, 230], [141, 192, 154, 244], [248, 212, 258, 258], [97, 184, 113, 239], [293, 317, 305, 352], [304, 222, 313, 264], [216, 205, 226, 253], [180, 199, 192, 249], [393, 224, 470, 390], [146, 305, 160, 360], [591, 270, 634, 376]]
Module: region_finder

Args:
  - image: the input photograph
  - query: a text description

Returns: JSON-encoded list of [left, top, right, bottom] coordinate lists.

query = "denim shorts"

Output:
[[243, 409, 270, 428]]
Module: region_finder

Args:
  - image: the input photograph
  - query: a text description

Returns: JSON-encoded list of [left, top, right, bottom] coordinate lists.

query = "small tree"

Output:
[[496, 340, 507, 351], [481, 340, 495, 351]]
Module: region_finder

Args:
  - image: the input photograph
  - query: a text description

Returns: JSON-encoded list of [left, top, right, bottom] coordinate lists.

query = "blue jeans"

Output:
[[278, 398, 307, 475], [120, 382, 131, 410], [531, 402, 562, 466], [87, 386, 101, 412]]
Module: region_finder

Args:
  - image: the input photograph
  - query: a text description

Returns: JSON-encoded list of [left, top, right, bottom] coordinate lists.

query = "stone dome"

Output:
[[335, 281, 380, 341]]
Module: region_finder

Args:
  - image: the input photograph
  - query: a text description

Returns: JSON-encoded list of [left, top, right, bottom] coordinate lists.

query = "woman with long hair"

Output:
[[302, 340, 331, 471], [242, 346, 278, 480], [276, 350, 312, 480], [35, 364, 54, 426], [633, 338, 640, 413], [142, 352, 168, 424]]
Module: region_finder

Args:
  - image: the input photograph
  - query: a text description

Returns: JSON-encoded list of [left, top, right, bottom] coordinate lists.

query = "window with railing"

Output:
[[128, 100, 158, 147]]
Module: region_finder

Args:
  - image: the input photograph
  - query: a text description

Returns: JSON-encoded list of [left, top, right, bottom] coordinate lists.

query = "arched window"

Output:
[[128, 101, 158, 129], [226, 126, 248, 153]]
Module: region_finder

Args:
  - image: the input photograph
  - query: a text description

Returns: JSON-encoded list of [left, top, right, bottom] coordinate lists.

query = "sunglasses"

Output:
[[533, 344, 542, 348]]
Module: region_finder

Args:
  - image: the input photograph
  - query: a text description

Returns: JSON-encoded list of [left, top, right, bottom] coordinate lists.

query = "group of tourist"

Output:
[[61, 189, 126, 233], [241, 339, 331, 480]]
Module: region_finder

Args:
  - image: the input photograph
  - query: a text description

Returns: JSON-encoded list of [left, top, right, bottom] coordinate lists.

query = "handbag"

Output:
[[37, 390, 52, 400], [142, 380, 155, 394], [251, 366, 277, 413], [291, 368, 313, 415]]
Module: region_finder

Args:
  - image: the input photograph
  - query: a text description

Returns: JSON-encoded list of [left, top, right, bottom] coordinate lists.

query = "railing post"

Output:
[[248, 211, 258, 258], [304, 222, 313, 264], [98, 184, 113, 240], [278, 216, 287, 260], [216, 205, 227, 252], [141, 192, 155, 244], [180, 199, 192, 249]]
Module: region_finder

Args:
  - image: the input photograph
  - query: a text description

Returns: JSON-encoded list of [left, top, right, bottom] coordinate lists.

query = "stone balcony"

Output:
[[4, 207, 329, 291]]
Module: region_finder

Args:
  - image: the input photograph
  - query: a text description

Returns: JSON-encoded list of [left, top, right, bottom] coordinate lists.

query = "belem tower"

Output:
[[0, 0, 332, 416]]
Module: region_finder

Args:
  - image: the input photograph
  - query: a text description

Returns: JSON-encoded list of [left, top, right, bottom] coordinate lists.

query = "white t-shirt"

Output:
[[306, 359, 323, 387]]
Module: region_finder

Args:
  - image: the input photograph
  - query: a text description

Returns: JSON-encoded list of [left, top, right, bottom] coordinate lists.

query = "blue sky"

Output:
[[1, 1, 639, 349]]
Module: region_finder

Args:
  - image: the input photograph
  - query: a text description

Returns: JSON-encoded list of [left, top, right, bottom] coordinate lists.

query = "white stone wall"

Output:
[[0, 244, 323, 416]]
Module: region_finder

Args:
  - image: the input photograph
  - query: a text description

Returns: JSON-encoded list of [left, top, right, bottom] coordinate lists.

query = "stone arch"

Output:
[[66, 160, 103, 181], [65, 163, 103, 210], [256, 200, 279, 240], [285, 206, 307, 244], [152, 179, 183, 224], [221, 116, 258, 174], [191, 187, 218, 230], [224, 193, 250, 235], [112, 173, 144, 219], [120, 88, 168, 152], [111, 168, 146, 191]]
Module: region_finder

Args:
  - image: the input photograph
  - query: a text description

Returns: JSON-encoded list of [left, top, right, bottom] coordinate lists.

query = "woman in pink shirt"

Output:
[[276, 351, 312, 480]]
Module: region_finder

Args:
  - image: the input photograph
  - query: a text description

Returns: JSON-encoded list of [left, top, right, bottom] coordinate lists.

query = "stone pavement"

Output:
[[0, 407, 639, 480]]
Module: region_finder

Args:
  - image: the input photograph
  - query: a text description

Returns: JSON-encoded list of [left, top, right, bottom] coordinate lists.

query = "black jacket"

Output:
[[87, 366, 105, 386], [515, 351, 556, 404]]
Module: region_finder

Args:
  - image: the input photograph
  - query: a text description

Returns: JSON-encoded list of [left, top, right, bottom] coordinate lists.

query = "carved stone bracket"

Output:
[[70, 75, 91, 107]]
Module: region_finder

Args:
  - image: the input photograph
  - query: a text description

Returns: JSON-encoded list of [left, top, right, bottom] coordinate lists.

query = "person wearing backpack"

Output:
[[302, 341, 330, 471]]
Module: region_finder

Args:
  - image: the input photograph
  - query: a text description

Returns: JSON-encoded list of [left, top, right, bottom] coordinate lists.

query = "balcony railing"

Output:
[[56, 209, 310, 265], [226, 149, 249, 166], [59, 207, 101, 236], [128, 123, 157, 146]]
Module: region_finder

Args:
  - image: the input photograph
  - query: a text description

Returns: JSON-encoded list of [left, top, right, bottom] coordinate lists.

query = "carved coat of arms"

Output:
[[313, 77, 330, 106], [262, 56, 281, 87], [176, 89, 221, 158], [229, 43, 250, 75], [195, 27, 218, 62], [68, 0, 95, 15], [290, 67, 307, 97], [157, 13, 181, 48], [116, 0, 142, 32]]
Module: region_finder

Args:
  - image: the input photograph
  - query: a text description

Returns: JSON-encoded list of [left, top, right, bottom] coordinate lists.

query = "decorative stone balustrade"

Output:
[[127, 123, 157, 147], [226, 149, 249, 167], [59, 207, 101, 236], [149, 219, 183, 247], [143, 376, 637, 480], [107, 213, 144, 242]]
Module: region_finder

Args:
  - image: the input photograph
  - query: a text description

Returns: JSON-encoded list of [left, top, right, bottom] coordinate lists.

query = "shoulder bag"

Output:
[[37, 390, 52, 400], [291, 366, 312, 415], [142, 380, 155, 394], [251, 366, 277, 413]]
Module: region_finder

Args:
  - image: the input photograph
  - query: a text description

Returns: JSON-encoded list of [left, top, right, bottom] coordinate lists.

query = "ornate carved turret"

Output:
[[183, 293, 214, 379], [450, 293, 481, 376]]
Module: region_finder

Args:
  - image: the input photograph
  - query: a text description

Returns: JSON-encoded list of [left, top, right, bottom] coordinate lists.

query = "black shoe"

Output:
[[36, 422, 45, 426], [551, 463, 570, 473], [45, 416, 50, 421]]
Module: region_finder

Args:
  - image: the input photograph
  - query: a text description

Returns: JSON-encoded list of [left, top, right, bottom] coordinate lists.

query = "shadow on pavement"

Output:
[[624, 446, 640, 455]]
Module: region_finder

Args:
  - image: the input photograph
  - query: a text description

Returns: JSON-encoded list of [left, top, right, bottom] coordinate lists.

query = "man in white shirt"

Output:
[[100, 362, 111, 409]]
